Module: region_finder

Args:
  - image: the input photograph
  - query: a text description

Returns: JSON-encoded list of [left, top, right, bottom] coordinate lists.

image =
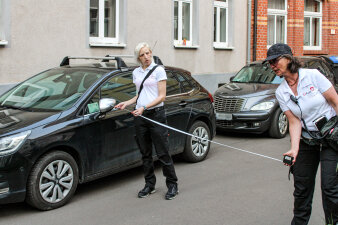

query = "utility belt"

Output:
[[143, 106, 164, 115], [301, 115, 338, 150], [301, 130, 321, 146]]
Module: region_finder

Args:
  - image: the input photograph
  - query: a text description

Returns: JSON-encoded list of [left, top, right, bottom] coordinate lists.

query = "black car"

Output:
[[0, 56, 216, 210], [214, 56, 335, 138], [317, 55, 338, 92]]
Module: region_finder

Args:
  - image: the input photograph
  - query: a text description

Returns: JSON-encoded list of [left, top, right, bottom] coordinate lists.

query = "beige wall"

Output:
[[0, 0, 248, 83]]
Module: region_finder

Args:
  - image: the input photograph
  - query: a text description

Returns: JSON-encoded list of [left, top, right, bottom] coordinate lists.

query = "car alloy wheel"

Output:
[[191, 127, 209, 157], [39, 160, 74, 203], [278, 112, 288, 135], [269, 108, 288, 138], [183, 121, 211, 162], [26, 151, 79, 210]]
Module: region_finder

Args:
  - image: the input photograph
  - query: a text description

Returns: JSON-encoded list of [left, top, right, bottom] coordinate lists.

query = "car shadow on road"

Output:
[[0, 166, 146, 215], [216, 129, 270, 139], [0, 159, 185, 215]]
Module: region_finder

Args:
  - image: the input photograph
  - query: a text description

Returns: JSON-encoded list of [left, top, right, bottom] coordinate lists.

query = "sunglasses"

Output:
[[268, 56, 283, 66]]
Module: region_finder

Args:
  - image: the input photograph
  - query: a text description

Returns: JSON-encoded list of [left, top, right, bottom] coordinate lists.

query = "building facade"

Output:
[[0, 0, 248, 85], [251, 0, 338, 60]]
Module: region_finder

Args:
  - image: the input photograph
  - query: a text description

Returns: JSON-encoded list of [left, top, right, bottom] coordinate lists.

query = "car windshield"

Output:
[[0, 68, 106, 112], [232, 64, 284, 84]]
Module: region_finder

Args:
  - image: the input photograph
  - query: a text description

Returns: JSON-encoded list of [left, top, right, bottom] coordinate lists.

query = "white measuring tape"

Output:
[[123, 108, 283, 163]]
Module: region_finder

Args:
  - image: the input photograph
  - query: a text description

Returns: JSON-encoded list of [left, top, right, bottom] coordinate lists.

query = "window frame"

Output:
[[213, 0, 229, 49], [174, 0, 194, 47], [303, 0, 322, 50], [0, 0, 8, 45], [267, 0, 287, 47], [89, 0, 125, 47]]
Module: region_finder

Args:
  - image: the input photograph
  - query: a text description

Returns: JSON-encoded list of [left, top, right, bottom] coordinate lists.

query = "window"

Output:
[[175, 72, 194, 92], [85, 72, 135, 114], [166, 72, 181, 96], [174, 0, 198, 48], [267, 0, 287, 46], [101, 73, 135, 102], [0, 0, 8, 45], [213, 0, 228, 48], [304, 0, 322, 50], [89, 0, 125, 47], [0, 0, 2, 38], [0, 69, 105, 112]]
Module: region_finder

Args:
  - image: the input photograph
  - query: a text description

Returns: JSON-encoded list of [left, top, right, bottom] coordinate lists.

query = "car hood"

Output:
[[214, 82, 279, 97], [0, 108, 61, 136]]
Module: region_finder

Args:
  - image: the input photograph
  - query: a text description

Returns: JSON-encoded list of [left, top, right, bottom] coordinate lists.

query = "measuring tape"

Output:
[[123, 108, 283, 163]]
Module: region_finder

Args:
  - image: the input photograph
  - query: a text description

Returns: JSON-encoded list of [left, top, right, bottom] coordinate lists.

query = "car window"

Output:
[[232, 64, 282, 84], [100, 72, 136, 102], [319, 61, 334, 79], [84, 72, 136, 115], [305, 61, 331, 78], [333, 67, 338, 84], [175, 72, 194, 93], [0, 68, 105, 112], [166, 72, 181, 96]]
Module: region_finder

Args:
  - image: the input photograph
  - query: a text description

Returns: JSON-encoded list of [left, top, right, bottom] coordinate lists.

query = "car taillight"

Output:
[[208, 92, 214, 103]]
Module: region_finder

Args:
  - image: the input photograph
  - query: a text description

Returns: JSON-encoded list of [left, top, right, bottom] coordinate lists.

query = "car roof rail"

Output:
[[153, 56, 163, 65], [60, 56, 132, 70]]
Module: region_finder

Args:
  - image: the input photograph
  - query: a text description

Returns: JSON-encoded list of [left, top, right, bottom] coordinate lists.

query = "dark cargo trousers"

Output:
[[291, 140, 338, 225], [134, 108, 178, 189]]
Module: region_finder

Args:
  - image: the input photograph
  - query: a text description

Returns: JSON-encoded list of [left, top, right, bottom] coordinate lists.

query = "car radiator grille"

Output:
[[214, 96, 245, 113]]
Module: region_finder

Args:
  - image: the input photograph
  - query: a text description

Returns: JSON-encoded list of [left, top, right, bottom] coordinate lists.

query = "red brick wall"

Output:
[[251, 0, 338, 61]]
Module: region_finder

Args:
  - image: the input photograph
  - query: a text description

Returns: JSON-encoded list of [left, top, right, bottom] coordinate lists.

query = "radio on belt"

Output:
[[283, 155, 294, 165]]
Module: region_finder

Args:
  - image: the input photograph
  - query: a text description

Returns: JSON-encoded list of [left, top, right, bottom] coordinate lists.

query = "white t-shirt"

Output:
[[133, 62, 167, 109], [276, 68, 336, 131]]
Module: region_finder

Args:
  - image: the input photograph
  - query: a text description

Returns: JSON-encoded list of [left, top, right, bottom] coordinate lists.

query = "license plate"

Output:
[[216, 113, 232, 120]]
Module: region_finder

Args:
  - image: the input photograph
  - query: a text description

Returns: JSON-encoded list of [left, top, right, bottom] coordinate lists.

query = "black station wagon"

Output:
[[0, 56, 216, 210]]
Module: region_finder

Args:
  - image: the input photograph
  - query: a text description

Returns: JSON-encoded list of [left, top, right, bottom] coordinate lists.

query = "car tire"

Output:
[[269, 108, 288, 139], [182, 121, 211, 162], [26, 151, 79, 210]]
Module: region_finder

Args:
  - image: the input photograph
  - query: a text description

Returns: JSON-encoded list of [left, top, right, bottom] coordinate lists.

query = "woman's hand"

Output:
[[115, 101, 128, 110], [283, 110, 301, 166], [132, 107, 145, 117], [283, 149, 298, 166]]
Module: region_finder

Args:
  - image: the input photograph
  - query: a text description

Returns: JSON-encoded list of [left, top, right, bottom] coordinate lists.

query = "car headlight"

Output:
[[0, 130, 31, 156], [250, 102, 274, 111]]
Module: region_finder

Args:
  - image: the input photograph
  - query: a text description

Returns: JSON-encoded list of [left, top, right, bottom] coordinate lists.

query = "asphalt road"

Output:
[[0, 133, 325, 225]]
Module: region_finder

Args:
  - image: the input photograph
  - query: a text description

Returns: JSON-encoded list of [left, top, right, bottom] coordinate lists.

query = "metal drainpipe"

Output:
[[247, 0, 252, 65], [253, 0, 258, 61]]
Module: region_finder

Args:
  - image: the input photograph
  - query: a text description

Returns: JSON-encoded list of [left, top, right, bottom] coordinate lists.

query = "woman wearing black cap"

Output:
[[265, 43, 338, 225]]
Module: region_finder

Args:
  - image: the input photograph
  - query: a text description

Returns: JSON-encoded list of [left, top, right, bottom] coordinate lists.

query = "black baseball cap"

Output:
[[264, 43, 293, 63]]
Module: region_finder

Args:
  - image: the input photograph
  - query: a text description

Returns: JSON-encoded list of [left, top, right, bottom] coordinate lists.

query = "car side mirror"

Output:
[[99, 98, 117, 113]]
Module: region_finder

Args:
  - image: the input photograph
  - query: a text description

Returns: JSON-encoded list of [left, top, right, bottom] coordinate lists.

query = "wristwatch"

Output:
[[143, 106, 147, 110]]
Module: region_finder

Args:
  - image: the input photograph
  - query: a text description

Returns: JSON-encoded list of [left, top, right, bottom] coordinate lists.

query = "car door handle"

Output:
[[179, 101, 188, 107]]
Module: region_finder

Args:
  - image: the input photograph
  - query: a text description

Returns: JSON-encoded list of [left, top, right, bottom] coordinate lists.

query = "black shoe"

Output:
[[138, 186, 156, 198], [165, 184, 179, 200]]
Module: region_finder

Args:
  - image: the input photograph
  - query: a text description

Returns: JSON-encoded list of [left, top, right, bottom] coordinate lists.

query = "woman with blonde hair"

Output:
[[115, 42, 178, 200]]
